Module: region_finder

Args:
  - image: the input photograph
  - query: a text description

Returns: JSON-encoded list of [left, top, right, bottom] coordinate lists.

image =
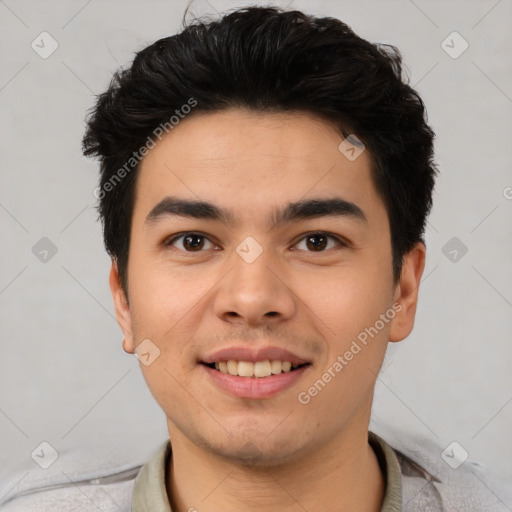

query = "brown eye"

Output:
[[306, 234, 328, 251], [182, 234, 204, 251], [167, 233, 215, 252], [295, 233, 343, 252]]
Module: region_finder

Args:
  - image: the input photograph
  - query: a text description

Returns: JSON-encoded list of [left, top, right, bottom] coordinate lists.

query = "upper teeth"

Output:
[[214, 360, 298, 378]]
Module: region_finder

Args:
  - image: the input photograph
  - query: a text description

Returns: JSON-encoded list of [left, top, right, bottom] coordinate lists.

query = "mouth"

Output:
[[200, 347, 312, 399], [202, 360, 310, 378]]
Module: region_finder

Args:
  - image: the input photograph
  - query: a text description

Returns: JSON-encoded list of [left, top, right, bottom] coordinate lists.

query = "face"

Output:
[[111, 108, 424, 465]]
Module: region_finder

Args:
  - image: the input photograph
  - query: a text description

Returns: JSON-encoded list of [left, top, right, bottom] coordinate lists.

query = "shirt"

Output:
[[2, 431, 511, 510]]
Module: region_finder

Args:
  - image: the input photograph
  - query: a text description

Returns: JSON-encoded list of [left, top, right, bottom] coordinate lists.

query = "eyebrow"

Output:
[[144, 195, 368, 229]]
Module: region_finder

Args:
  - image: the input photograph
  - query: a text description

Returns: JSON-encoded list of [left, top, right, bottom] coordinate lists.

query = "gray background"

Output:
[[1, 0, 511, 501]]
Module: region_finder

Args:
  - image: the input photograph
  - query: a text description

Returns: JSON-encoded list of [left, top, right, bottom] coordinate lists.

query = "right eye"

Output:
[[165, 232, 218, 252]]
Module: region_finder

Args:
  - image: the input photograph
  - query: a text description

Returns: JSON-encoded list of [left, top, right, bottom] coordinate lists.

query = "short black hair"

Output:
[[83, 5, 437, 295]]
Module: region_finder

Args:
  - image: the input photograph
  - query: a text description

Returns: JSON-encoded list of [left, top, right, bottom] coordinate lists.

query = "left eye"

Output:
[[294, 233, 343, 252], [167, 233, 216, 252]]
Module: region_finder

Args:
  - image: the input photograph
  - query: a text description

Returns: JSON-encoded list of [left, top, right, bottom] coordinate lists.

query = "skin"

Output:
[[110, 108, 425, 511]]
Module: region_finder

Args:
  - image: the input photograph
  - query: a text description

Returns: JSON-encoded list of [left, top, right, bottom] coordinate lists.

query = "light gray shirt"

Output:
[[2, 431, 511, 510]]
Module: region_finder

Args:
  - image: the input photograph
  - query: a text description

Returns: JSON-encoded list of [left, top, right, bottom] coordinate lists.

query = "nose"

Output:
[[212, 246, 296, 328]]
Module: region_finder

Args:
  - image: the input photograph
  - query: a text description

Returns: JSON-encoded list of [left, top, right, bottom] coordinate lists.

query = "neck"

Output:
[[165, 423, 385, 512]]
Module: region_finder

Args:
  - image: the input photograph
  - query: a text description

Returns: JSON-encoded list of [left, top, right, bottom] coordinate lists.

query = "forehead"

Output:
[[133, 108, 384, 224]]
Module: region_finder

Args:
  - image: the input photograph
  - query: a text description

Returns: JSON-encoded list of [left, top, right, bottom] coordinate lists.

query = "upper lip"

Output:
[[202, 346, 310, 365]]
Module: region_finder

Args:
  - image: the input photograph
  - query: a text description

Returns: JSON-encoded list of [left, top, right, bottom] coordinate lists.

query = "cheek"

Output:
[[128, 263, 218, 385], [297, 262, 392, 342], [128, 251, 208, 330], [295, 269, 391, 422]]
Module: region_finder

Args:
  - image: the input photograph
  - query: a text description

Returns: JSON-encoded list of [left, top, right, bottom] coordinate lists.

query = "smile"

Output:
[[200, 346, 312, 398], [206, 360, 307, 378]]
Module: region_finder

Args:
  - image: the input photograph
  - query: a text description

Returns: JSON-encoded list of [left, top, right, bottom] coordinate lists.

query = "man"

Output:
[[3, 5, 510, 512]]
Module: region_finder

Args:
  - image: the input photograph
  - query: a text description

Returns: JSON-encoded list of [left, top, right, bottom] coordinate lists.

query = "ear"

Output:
[[389, 242, 426, 343], [109, 260, 135, 354]]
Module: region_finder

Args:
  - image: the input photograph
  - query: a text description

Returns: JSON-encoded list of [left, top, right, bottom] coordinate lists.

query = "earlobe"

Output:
[[109, 261, 135, 354], [388, 242, 426, 343]]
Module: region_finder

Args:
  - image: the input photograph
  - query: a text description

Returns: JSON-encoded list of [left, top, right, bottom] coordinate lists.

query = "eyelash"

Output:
[[164, 231, 347, 253]]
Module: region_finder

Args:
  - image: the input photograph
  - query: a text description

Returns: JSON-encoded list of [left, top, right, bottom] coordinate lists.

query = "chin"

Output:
[[201, 430, 309, 467]]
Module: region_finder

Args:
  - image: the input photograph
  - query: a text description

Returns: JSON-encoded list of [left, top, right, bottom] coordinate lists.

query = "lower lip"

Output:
[[202, 364, 309, 399]]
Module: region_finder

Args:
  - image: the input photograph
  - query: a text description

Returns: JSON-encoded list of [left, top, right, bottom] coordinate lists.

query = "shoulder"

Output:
[[0, 444, 145, 512], [380, 430, 512, 511], [0, 478, 136, 511]]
